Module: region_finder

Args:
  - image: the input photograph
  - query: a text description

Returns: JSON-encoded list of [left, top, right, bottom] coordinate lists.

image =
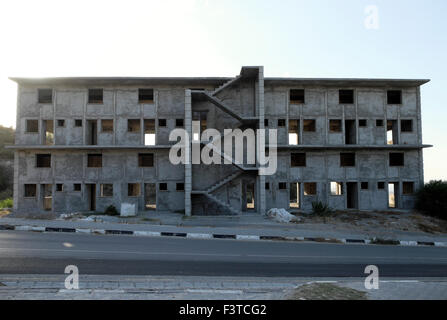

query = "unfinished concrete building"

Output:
[[9, 66, 431, 215]]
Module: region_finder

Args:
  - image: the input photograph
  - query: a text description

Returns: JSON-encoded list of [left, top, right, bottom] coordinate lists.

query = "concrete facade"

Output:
[[9, 66, 431, 215]]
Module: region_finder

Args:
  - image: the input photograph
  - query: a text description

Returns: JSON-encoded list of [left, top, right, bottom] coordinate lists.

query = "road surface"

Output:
[[0, 230, 446, 277]]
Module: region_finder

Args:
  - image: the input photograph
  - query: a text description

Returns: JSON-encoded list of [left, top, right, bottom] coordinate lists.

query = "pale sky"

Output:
[[0, 0, 445, 181]]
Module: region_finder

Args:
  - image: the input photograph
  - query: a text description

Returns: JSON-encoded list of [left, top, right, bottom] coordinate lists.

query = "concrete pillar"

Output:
[[184, 90, 192, 216], [13, 151, 19, 211], [257, 67, 266, 215]]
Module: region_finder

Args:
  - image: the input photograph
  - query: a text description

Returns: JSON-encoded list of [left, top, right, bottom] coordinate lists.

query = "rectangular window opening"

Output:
[[159, 183, 168, 191], [401, 120, 413, 132], [403, 182, 414, 195], [128, 183, 141, 197], [303, 182, 317, 196], [138, 153, 154, 167], [101, 119, 114, 132], [88, 89, 103, 104], [176, 183, 184, 191], [100, 184, 113, 197], [24, 184, 37, 197], [38, 89, 53, 104], [389, 153, 404, 166], [87, 154, 102, 168], [329, 119, 342, 132], [340, 153, 355, 167], [158, 119, 166, 127], [277, 119, 286, 127], [291, 153, 306, 167], [36, 154, 51, 168], [330, 182, 343, 196], [128, 119, 141, 133], [290, 89, 305, 104], [26, 120, 39, 133], [303, 119, 316, 132], [387, 90, 402, 104], [176, 119, 184, 127], [339, 90, 354, 104], [138, 88, 154, 103]]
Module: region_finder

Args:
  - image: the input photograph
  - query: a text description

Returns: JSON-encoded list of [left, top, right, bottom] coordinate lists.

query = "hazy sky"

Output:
[[0, 0, 445, 181]]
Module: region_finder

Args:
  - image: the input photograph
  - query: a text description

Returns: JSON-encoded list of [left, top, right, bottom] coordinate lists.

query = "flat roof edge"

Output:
[[9, 76, 430, 87]]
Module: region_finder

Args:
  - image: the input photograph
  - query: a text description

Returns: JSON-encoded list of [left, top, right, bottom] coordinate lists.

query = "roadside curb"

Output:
[[1, 224, 446, 247]]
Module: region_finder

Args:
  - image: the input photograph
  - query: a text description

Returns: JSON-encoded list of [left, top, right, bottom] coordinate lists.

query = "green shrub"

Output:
[[0, 189, 12, 200], [311, 200, 333, 216], [0, 198, 13, 209], [416, 180, 447, 220], [104, 205, 119, 216]]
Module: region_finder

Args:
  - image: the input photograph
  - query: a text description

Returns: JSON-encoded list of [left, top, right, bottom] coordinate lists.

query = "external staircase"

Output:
[[191, 72, 259, 215]]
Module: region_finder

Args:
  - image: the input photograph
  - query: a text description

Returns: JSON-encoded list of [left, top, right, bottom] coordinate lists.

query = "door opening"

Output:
[[42, 184, 52, 211], [346, 182, 358, 209], [87, 184, 96, 211], [289, 182, 300, 208], [345, 120, 356, 144], [387, 120, 398, 145], [388, 182, 399, 208], [144, 183, 156, 210], [43, 120, 54, 145], [245, 182, 255, 211], [87, 120, 97, 145]]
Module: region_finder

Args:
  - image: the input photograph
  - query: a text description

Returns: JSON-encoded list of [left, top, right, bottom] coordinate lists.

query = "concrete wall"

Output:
[[15, 149, 184, 214], [13, 70, 426, 215]]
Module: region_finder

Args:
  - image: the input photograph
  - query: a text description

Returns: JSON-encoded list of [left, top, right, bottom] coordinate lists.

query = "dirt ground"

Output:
[[286, 283, 367, 300], [296, 210, 447, 235], [2, 208, 447, 238]]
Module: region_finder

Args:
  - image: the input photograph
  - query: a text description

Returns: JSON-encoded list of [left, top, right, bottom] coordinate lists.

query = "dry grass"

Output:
[[0, 209, 11, 217], [6, 211, 58, 220], [297, 210, 447, 235], [287, 283, 367, 300]]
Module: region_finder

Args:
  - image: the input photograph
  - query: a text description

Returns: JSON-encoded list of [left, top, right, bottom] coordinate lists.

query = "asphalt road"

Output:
[[0, 230, 446, 277]]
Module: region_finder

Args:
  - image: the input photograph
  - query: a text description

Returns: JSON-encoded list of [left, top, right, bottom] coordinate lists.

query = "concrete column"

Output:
[[13, 86, 20, 212], [184, 90, 192, 216], [257, 67, 266, 215], [13, 151, 19, 211]]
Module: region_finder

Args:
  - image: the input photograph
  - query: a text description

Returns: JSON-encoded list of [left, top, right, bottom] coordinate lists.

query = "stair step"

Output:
[[205, 194, 240, 215], [213, 75, 241, 96], [206, 171, 242, 193]]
